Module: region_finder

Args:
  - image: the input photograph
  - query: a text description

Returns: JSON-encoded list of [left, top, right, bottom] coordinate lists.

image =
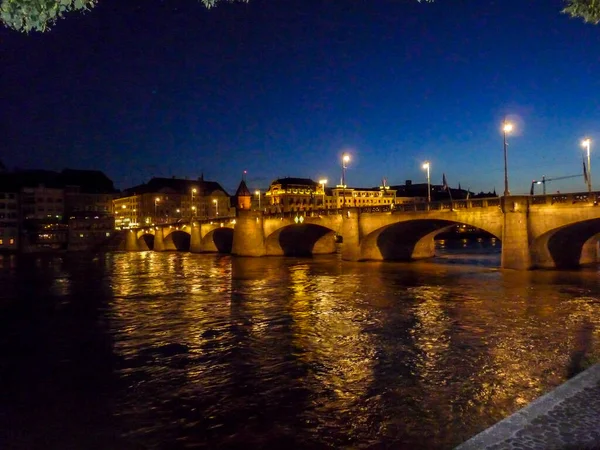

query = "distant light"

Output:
[[582, 138, 591, 148], [422, 162, 430, 169], [319, 179, 328, 185], [342, 154, 350, 163], [503, 122, 513, 133]]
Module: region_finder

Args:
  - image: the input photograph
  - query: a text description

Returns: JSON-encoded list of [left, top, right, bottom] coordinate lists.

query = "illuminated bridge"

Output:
[[122, 191, 600, 270]]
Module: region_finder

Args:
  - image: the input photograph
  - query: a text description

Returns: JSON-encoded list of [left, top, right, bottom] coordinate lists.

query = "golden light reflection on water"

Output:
[[11, 252, 598, 449]]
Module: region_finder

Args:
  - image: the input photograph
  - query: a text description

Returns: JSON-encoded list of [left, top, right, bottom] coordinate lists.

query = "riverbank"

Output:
[[456, 363, 600, 449]]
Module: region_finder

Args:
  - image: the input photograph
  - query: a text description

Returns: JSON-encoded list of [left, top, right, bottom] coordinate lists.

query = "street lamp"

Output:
[[422, 162, 431, 203], [319, 178, 327, 210], [154, 197, 160, 221], [582, 138, 592, 193], [255, 190, 261, 210], [342, 153, 350, 206], [503, 120, 514, 197], [213, 199, 218, 217], [191, 188, 197, 218]]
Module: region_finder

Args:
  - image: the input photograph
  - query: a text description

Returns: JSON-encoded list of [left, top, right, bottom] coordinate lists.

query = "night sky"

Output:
[[2, 0, 600, 195]]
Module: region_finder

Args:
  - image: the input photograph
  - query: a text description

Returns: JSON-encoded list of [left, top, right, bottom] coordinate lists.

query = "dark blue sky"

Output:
[[2, 0, 599, 194]]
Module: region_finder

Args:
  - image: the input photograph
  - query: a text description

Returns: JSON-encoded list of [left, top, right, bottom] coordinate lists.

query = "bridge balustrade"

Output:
[[260, 197, 505, 218]]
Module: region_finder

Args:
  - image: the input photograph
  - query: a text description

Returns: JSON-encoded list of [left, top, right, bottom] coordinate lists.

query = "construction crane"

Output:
[[530, 174, 583, 195]]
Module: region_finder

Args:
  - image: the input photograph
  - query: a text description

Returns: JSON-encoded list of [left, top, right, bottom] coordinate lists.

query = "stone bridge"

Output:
[[122, 218, 236, 253], [121, 191, 600, 270]]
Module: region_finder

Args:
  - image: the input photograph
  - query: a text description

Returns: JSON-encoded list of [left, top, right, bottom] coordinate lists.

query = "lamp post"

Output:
[[422, 161, 431, 203], [342, 153, 350, 207], [503, 120, 513, 197], [213, 199, 218, 217], [255, 190, 261, 210], [191, 188, 197, 218], [582, 138, 592, 193], [319, 179, 327, 210], [154, 197, 160, 222]]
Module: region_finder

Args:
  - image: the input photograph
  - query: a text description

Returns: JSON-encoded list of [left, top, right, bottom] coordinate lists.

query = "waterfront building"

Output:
[[264, 177, 400, 212], [67, 211, 115, 251], [265, 177, 320, 213], [0, 178, 19, 252], [61, 169, 117, 215], [114, 176, 232, 229], [0, 168, 118, 252]]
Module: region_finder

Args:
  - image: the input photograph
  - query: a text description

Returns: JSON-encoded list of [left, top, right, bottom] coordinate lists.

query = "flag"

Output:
[[442, 173, 448, 191], [584, 159, 589, 186]]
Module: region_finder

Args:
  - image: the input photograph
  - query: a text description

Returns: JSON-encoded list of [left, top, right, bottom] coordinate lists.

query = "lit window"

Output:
[[9, 238, 14, 245], [0, 239, 3, 245]]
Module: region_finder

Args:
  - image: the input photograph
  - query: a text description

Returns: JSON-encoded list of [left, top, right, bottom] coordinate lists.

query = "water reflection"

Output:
[[0, 252, 598, 449]]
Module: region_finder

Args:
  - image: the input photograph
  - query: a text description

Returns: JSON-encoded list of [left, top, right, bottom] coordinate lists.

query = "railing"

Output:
[[530, 190, 600, 206], [128, 216, 236, 231], [391, 197, 501, 212], [263, 209, 343, 219]]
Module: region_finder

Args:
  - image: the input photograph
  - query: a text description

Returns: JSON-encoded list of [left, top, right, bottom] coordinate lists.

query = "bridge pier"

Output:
[[124, 230, 139, 251], [341, 208, 361, 261], [154, 228, 166, 252], [232, 210, 266, 256], [501, 196, 533, 270], [190, 223, 202, 253]]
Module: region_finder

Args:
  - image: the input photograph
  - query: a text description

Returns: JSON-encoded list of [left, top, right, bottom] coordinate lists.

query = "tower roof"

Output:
[[235, 179, 251, 197]]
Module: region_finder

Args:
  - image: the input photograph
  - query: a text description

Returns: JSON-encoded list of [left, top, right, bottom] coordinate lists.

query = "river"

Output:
[[0, 239, 599, 449]]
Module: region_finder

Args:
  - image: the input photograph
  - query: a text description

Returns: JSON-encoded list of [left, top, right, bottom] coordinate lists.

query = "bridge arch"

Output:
[[163, 229, 191, 252], [531, 218, 600, 269], [137, 233, 155, 251], [360, 218, 502, 261], [201, 227, 234, 253], [265, 223, 337, 256]]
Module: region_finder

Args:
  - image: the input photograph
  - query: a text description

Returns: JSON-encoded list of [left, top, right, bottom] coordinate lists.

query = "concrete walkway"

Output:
[[456, 363, 600, 450]]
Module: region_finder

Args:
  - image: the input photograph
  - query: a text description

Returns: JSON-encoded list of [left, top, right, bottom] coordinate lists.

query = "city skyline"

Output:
[[2, 0, 599, 195]]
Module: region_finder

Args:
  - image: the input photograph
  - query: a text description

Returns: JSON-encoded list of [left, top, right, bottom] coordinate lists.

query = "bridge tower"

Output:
[[235, 178, 252, 211], [232, 209, 266, 256]]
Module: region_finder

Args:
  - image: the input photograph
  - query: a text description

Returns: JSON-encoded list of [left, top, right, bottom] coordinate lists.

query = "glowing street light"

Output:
[[319, 178, 328, 209], [213, 199, 218, 217], [503, 119, 514, 197], [191, 188, 197, 218], [255, 190, 261, 210], [154, 197, 160, 221], [422, 162, 431, 203], [342, 153, 350, 206], [582, 138, 592, 193]]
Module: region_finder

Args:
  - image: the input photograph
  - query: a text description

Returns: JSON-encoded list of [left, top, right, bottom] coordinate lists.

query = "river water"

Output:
[[0, 240, 599, 449]]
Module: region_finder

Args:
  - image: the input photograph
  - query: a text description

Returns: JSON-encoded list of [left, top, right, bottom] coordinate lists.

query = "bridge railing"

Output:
[[128, 216, 237, 231], [530, 191, 600, 206], [260, 198, 504, 217], [392, 197, 501, 213], [263, 209, 343, 219]]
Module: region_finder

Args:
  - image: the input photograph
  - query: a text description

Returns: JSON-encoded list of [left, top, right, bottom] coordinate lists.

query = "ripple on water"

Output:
[[0, 251, 599, 449]]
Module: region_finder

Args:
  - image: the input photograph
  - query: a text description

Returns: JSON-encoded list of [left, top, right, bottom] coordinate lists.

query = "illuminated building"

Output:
[[114, 176, 232, 228]]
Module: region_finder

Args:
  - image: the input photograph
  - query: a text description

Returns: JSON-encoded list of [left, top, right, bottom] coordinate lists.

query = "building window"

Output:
[[9, 238, 14, 245], [0, 239, 3, 245]]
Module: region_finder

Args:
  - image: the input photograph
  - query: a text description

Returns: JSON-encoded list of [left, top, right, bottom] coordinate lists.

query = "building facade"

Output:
[[0, 187, 19, 252], [114, 176, 233, 229], [264, 177, 401, 213]]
